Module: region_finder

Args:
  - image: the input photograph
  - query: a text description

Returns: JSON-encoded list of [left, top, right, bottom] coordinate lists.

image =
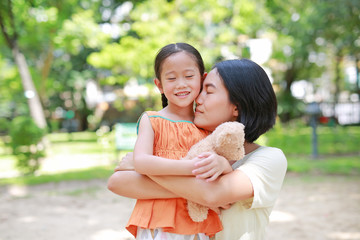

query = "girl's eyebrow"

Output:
[[164, 68, 196, 76]]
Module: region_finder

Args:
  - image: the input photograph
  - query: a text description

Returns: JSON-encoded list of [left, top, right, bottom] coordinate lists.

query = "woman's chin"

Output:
[[194, 119, 211, 131]]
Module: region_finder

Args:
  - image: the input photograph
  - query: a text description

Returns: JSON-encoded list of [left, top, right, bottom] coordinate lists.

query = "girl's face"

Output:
[[194, 68, 238, 131], [154, 51, 202, 109]]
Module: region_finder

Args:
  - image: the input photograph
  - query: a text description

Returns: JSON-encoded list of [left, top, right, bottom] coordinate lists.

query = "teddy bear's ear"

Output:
[[213, 123, 233, 145], [214, 122, 245, 160]]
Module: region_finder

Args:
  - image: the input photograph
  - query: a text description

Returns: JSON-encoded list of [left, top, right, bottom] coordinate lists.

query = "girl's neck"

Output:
[[159, 104, 195, 122]]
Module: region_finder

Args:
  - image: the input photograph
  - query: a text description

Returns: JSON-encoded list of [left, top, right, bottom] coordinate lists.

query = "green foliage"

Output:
[[0, 118, 10, 134], [55, 10, 111, 54], [259, 123, 360, 155], [88, 0, 269, 85], [277, 91, 306, 122], [9, 116, 46, 175]]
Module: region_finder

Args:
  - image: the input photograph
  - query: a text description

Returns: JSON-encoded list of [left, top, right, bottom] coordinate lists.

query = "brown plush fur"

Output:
[[185, 121, 245, 222]]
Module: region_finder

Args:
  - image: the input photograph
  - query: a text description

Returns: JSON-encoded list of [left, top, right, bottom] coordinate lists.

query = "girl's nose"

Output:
[[176, 78, 187, 89]]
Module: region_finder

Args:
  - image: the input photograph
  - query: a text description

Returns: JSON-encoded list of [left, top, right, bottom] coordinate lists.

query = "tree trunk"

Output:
[[12, 43, 47, 129]]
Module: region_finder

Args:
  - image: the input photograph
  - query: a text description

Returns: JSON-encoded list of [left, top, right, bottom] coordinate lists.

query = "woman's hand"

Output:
[[114, 152, 135, 171], [191, 152, 233, 182]]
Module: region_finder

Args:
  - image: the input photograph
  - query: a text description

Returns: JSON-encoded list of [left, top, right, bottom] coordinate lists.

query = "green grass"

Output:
[[258, 125, 360, 155], [287, 156, 360, 175], [0, 165, 115, 186], [0, 125, 359, 186], [46, 131, 99, 143], [0, 156, 358, 187]]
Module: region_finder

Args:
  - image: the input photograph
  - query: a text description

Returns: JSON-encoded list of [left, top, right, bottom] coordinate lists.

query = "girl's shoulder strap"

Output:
[[145, 111, 159, 117], [135, 111, 159, 134]]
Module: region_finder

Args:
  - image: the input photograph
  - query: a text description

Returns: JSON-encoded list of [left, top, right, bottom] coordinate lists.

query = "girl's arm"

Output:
[[134, 113, 231, 178], [110, 152, 235, 202], [133, 113, 196, 176], [149, 169, 254, 208], [107, 170, 178, 199]]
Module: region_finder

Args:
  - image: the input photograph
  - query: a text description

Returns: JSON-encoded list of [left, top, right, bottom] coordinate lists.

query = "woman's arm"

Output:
[[149, 169, 254, 208], [107, 170, 178, 199], [133, 114, 195, 176]]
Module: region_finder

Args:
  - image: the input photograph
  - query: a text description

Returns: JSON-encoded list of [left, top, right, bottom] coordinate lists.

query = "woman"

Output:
[[108, 59, 287, 240]]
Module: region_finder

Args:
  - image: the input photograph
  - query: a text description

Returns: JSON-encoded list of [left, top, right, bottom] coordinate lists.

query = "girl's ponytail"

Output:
[[161, 93, 168, 108]]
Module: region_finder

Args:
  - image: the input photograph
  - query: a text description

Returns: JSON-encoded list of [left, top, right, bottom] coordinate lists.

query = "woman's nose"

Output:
[[196, 91, 204, 105]]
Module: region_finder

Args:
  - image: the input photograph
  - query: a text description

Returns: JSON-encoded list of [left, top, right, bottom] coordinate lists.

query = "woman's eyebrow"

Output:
[[204, 83, 216, 88]]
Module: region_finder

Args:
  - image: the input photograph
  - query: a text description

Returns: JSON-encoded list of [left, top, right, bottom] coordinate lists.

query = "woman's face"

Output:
[[194, 68, 238, 131]]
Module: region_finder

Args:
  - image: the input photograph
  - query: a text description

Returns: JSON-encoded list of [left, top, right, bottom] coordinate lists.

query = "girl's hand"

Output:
[[192, 152, 233, 182], [115, 152, 135, 172]]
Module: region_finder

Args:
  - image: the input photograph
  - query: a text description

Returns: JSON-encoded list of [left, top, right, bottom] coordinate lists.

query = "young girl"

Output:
[[126, 43, 223, 239]]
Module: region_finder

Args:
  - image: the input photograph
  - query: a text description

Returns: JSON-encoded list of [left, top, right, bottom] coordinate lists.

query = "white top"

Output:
[[215, 146, 287, 240]]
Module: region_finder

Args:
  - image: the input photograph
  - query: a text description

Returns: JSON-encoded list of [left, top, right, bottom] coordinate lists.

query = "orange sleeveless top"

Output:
[[126, 111, 223, 237]]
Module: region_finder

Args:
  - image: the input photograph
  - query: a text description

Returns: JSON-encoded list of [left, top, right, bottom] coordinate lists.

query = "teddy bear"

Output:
[[184, 121, 245, 222]]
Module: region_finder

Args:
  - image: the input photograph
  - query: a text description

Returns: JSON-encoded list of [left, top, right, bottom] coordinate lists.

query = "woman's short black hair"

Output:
[[214, 59, 277, 142], [154, 43, 205, 108]]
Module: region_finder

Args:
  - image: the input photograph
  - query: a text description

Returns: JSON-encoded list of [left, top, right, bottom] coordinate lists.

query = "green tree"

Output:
[[266, 0, 360, 122], [0, 0, 47, 128], [266, 0, 325, 122], [88, 0, 270, 85], [0, 0, 113, 131], [316, 0, 360, 102]]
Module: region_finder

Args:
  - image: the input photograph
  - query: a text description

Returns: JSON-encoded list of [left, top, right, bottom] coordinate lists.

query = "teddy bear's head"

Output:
[[213, 122, 245, 161]]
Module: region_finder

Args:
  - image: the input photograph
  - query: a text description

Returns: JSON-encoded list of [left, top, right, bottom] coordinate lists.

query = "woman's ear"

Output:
[[154, 78, 163, 93], [233, 106, 239, 118]]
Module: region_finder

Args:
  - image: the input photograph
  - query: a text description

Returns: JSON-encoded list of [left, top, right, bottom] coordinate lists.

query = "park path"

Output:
[[0, 173, 359, 240]]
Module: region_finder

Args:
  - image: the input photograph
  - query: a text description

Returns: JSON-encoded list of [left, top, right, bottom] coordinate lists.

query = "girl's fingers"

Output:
[[192, 166, 207, 175], [206, 172, 221, 182], [194, 157, 211, 167], [196, 169, 217, 179]]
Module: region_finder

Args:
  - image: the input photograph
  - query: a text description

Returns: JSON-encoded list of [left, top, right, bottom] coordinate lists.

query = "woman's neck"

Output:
[[244, 142, 260, 155]]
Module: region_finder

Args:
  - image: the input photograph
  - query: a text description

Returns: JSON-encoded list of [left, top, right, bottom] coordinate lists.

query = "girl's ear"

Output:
[[154, 78, 163, 93], [202, 72, 207, 81]]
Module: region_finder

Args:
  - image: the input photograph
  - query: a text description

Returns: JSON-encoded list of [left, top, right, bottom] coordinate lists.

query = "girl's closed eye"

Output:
[[186, 75, 194, 78]]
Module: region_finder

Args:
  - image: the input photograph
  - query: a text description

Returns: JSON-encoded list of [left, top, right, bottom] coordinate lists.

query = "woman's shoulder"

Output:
[[256, 146, 285, 158], [246, 146, 287, 170]]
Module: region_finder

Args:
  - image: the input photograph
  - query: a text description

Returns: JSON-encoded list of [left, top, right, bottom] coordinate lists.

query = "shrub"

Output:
[[9, 116, 46, 175]]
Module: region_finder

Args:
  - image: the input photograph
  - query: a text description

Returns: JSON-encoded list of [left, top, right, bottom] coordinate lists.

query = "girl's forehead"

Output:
[[161, 52, 198, 73], [164, 51, 196, 63]]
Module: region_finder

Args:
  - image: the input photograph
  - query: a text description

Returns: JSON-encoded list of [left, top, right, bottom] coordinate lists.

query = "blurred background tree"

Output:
[[0, 0, 359, 174], [1, 0, 358, 129]]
